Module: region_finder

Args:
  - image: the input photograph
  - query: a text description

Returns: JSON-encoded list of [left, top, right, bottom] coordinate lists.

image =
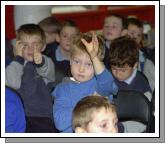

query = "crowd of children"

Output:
[[5, 13, 155, 133]]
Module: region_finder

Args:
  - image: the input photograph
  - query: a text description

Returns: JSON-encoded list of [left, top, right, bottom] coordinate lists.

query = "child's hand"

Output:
[[81, 31, 99, 60], [13, 40, 24, 57], [33, 45, 42, 64]]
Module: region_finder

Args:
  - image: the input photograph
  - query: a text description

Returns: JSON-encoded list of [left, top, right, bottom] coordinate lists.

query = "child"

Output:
[[5, 24, 57, 132], [73, 95, 118, 133], [45, 20, 80, 77], [125, 17, 155, 91], [109, 36, 152, 132], [52, 32, 118, 133], [5, 87, 26, 133], [109, 36, 152, 101], [102, 14, 126, 69], [38, 17, 61, 45], [39, 17, 66, 91]]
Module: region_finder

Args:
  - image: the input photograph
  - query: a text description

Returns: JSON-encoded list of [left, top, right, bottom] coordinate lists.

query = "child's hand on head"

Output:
[[14, 40, 24, 57], [81, 31, 99, 60], [33, 44, 42, 64]]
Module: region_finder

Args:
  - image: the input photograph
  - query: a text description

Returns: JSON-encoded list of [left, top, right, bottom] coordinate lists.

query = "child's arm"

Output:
[[34, 46, 56, 83], [5, 40, 25, 90], [81, 32, 118, 96], [52, 85, 74, 132], [81, 32, 105, 75]]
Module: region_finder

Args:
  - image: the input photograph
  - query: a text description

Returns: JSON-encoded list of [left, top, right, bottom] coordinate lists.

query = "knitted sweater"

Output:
[[52, 68, 118, 132], [5, 87, 26, 133]]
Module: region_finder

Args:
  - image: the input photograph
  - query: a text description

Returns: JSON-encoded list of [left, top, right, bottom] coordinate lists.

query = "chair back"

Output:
[[114, 90, 152, 132]]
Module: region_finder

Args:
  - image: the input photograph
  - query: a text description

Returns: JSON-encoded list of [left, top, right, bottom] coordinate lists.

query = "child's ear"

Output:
[[75, 127, 87, 133], [133, 62, 138, 69], [41, 44, 46, 52], [55, 34, 60, 43]]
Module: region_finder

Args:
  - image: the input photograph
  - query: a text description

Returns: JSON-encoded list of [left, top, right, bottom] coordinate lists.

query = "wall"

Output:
[[5, 5, 155, 39]]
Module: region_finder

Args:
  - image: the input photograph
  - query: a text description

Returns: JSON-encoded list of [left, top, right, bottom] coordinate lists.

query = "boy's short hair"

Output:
[[60, 20, 80, 34], [38, 17, 61, 34], [71, 33, 105, 60], [109, 36, 139, 67], [72, 95, 116, 130], [17, 23, 46, 45], [125, 17, 143, 29], [105, 13, 126, 29]]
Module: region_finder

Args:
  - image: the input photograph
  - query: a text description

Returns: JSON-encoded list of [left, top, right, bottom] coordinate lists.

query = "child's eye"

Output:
[[63, 35, 67, 38], [85, 63, 92, 68], [121, 69, 126, 72], [100, 123, 107, 128], [112, 25, 118, 29], [23, 44, 28, 48], [73, 60, 80, 64]]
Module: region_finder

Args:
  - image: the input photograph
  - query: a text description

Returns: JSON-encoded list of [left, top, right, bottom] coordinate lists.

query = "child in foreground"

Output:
[[52, 32, 118, 132], [73, 95, 118, 133]]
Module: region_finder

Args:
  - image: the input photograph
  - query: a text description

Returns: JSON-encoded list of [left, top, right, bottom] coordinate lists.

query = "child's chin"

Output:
[[25, 58, 33, 62]]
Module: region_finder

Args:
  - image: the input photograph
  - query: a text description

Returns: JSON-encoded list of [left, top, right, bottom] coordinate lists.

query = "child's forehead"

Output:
[[72, 50, 90, 59], [61, 26, 77, 32], [20, 33, 42, 41], [105, 16, 122, 24], [128, 23, 143, 30], [91, 107, 116, 121]]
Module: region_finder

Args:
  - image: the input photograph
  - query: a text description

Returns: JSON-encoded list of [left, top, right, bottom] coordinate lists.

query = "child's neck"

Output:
[[60, 48, 71, 60], [105, 40, 112, 48]]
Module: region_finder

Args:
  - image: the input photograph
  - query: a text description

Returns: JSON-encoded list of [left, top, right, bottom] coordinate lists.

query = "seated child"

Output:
[[44, 20, 80, 77], [102, 13, 126, 69], [125, 17, 155, 91], [109, 36, 152, 101], [38, 16, 61, 45], [109, 36, 152, 132], [5, 87, 26, 133], [73, 95, 118, 133], [5, 24, 57, 132], [52, 32, 118, 133], [38, 17, 66, 91]]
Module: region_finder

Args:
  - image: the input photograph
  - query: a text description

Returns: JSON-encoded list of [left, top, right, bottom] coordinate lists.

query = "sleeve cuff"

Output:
[[96, 68, 113, 81], [14, 56, 24, 65], [36, 56, 45, 68]]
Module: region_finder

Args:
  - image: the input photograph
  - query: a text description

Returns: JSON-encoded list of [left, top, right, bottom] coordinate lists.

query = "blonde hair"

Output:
[[71, 32, 105, 61], [72, 95, 116, 130]]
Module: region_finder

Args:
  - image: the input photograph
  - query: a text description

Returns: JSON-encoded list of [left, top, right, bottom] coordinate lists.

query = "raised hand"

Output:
[[33, 44, 42, 64], [13, 40, 24, 57], [81, 31, 99, 60]]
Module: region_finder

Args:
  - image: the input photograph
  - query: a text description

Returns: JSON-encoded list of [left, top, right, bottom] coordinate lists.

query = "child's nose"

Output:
[[79, 64, 85, 73], [27, 45, 34, 51], [112, 126, 118, 133]]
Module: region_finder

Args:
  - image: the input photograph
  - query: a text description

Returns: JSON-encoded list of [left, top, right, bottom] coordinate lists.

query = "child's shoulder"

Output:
[[56, 77, 74, 88], [135, 71, 149, 85], [52, 78, 74, 96]]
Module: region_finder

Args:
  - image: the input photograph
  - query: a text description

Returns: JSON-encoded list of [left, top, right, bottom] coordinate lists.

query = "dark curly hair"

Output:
[[109, 36, 139, 68]]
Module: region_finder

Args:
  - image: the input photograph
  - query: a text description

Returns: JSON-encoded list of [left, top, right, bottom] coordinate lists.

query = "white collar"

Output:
[[124, 68, 137, 84]]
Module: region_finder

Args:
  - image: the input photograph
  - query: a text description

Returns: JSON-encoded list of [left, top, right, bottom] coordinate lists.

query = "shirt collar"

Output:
[[124, 68, 137, 84], [139, 50, 145, 62], [56, 45, 68, 61]]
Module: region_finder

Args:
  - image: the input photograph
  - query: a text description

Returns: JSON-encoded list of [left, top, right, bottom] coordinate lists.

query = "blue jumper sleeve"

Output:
[[96, 68, 118, 96], [52, 84, 73, 132]]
